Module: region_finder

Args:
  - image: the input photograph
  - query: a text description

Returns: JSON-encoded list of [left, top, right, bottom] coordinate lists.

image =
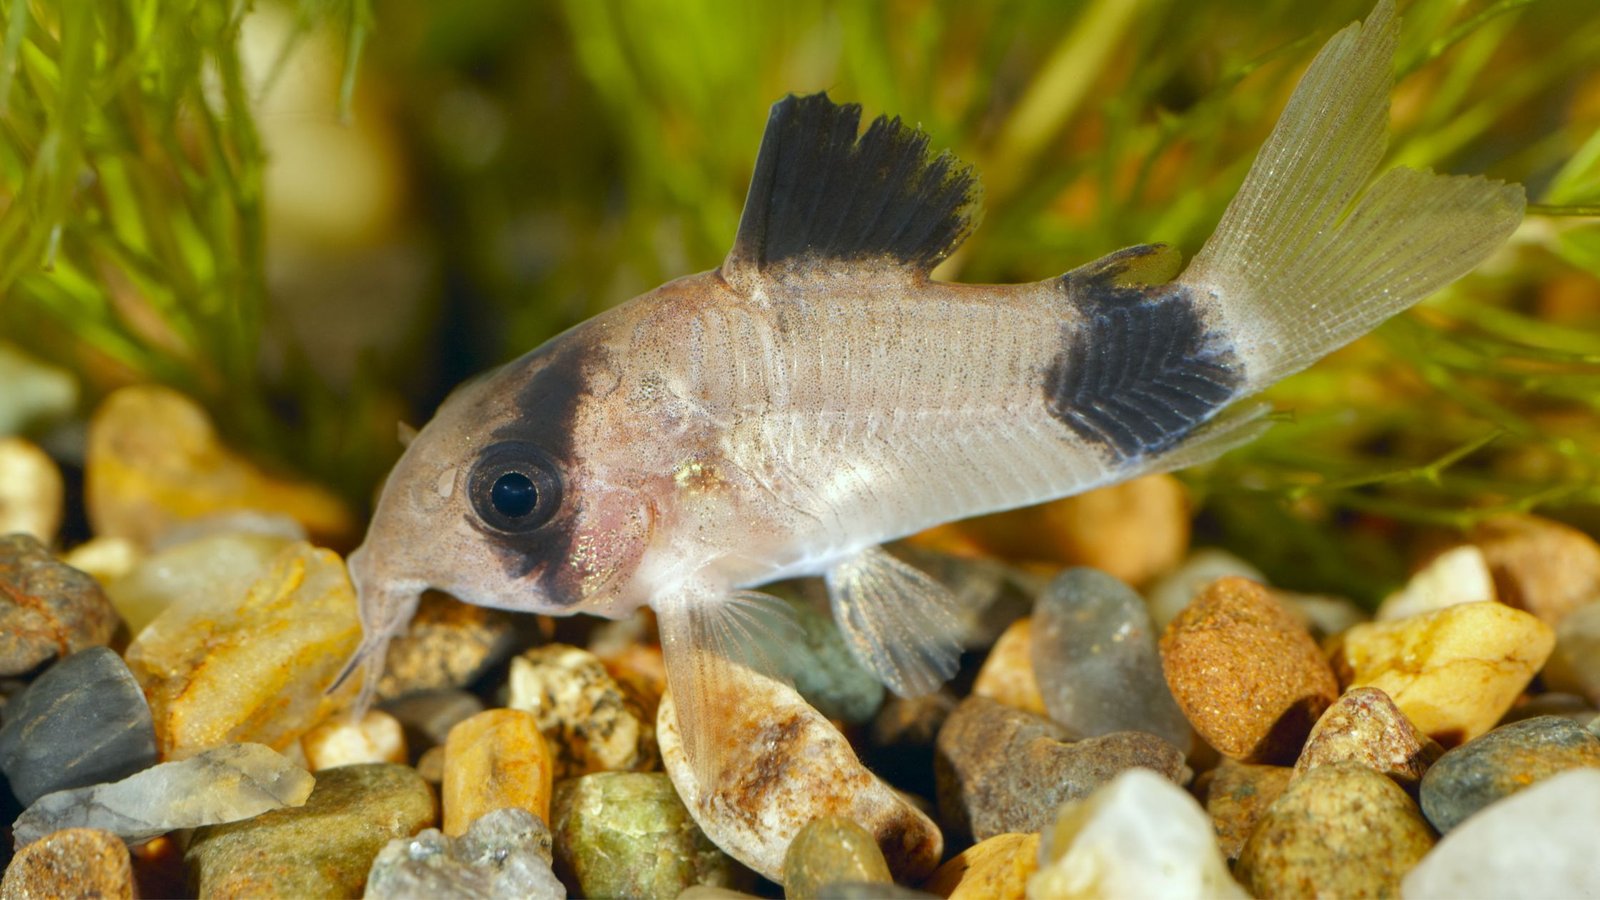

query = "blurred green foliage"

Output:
[[3, 0, 1600, 598]]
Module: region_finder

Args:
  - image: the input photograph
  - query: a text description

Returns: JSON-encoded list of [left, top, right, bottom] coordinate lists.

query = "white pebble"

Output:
[[1029, 768, 1245, 899], [1401, 769, 1600, 899]]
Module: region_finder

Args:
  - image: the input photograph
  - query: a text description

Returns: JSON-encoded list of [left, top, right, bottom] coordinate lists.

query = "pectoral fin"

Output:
[[655, 585, 805, 788], [825, 546, 963, 698]]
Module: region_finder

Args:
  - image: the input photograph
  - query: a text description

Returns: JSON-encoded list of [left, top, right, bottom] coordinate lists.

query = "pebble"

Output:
[[378, 591, 519, 700], [1195, 761, 1293, 860], [105, 531, 292, 639], [60, 537, 142, 586], [0, 437, 63, 546], [971, 618, 1045, 715], [506, 644, 658, 778], [1028, 768, 1244, 900], [11, 742, 314, 847], [85, 384, 355, 548], [922, 833, 1038, 900], [1334, 601, 1554, 745], [1032, 567, 1189, 747], [1401, 768, 1600, 899], [1471, 513, 1600, 626], [1375, 544, 1495, 621], [364, 807, 565, 900], [934, 696, 1188, 841], [1236, 764, 1434, 899], [1159, 576, 1338, 763], [594, 641, 666, 717], [0, 534, 118, 677], [950, 475, 1189, 586], [302, 709, 408, 770], [0, 342, 77, 434], [416, 746, 446, 784], [1293, 686, 1441, 792], [0, 647, 158, 806], [123, 540, 363, 757], [382, 688, 486, 751], [1144, 547, 1267, 630], [656, 669, 942, 884], [750, 587, 884, 723], [442, 708, 553, 834], [1418, 715, 1600, 833], [0, 828, 134, 900], [552, 772, 742, 899], [1543, 599, 1600, 705], [187, 763, 436, 897], [781, 815, 892, 898], [872, 690, 957, 751]]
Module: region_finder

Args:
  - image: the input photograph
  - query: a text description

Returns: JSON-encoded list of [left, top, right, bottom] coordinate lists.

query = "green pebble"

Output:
[[553, 772, 742, 899], [782, 816, 892, 900], [756, 589, 884, 723], [186, 763, 437, 898]]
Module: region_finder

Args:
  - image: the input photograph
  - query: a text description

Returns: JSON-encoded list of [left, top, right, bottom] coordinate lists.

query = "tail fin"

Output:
[[1179, 0, 1524, 392]]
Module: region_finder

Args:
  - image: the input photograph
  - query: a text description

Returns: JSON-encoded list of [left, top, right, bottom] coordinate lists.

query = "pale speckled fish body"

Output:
[[344, 0, 1523, 785]]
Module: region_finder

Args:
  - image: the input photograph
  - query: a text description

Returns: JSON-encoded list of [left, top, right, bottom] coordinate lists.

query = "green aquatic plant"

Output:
[[0, 0, 381, 489]]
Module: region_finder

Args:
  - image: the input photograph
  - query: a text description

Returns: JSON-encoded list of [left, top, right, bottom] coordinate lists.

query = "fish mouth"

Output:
[[330, 545, 428, 712]]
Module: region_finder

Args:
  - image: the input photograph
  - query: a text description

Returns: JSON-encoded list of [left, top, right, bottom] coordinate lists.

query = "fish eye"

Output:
[[469, 442, 563, 534]]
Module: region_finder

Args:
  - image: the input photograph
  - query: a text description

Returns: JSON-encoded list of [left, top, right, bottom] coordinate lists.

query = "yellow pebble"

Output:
[[1335, 601, 1554, 745], [301, 710, 408, 770], [923, 832, 1039, 900], [0, 437, 63, 545], [86, 385, 354, 548], [972, 618, 1045, 716], [442, 708, 554, 835]]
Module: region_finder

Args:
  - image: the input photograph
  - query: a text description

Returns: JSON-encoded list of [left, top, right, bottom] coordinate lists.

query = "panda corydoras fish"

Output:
[[340, 0, 1522, 787]]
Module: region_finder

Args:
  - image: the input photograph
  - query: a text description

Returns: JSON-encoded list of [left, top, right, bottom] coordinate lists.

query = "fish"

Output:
[[339, 0, 1522, 787]]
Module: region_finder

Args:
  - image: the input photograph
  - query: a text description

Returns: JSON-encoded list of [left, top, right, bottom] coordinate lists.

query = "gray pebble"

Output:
[[364, 807, 565, 899], [1033, 567, 1189, 747], [1420, 715, 1600, 833], [934, 696, 1188, 841], [0, 646, 158, 805]]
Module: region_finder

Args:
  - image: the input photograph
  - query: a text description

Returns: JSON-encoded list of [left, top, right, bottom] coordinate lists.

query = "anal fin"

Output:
[[825, 546, 963, 698]]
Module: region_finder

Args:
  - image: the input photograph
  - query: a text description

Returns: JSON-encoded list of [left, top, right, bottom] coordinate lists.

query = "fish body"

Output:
[[345, 0, 1522, 784]]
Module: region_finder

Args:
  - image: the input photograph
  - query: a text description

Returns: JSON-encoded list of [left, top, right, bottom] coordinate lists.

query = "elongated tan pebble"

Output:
[[657, 669, 941, 884], [442, 708, 553, 835]]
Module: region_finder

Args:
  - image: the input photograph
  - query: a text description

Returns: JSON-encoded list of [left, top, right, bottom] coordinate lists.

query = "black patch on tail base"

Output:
[[464, 339, 598, 607], [1045, 256, 1243, 460], [725, 93, 981, 277]]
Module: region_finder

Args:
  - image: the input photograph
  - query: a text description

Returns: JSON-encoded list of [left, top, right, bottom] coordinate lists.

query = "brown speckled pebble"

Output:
[[934, 696, 1188, 841], [1294, 686, 1441, 791], [1195, 760, 1293, 861], [0, 828, 134, 900], [1160, 576, 1338, 763], [0, 535, 118, 677], [1237, 763, 1434, 899]]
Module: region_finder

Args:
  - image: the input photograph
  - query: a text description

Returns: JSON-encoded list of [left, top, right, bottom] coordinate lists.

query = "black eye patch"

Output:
[[469, 441, 564, 534]]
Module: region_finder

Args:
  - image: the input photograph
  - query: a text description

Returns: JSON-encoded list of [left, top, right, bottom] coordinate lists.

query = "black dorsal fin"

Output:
[[723, 93, 982, 288]]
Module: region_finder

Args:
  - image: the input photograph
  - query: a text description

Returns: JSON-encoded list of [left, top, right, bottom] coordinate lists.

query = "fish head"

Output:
[[346, 329, 658, 674]]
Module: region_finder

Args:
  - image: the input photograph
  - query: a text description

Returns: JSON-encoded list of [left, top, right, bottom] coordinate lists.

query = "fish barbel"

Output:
[[341, 0, 1521, 787]]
